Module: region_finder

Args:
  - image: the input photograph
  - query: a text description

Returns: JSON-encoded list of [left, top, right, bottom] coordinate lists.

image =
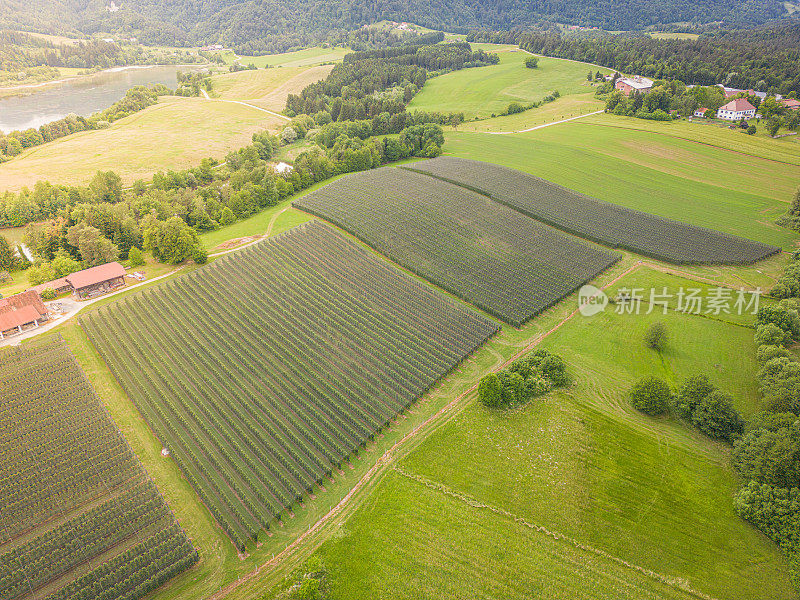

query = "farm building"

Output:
[[29, 276, 71, 297], [28, 261, 127, 300], [0, 290, 49, 339], [716, 98, 756, 120], [615, 76, 653, 96], [781, 98, 800, 111], [719, 86, 767, 101], [66, 262, 127, 299], [693, 108, 709, 118]]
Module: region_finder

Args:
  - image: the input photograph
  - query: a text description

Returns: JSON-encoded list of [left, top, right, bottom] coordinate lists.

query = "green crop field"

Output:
[[0, 336, 197, 600], [441, 122, 800, 250], [295, 167, 620, 325], [309, 267, 795, 600], [407, 46, 609, 119], [408, 157, 780, 263], [81, 220, 498, 550]]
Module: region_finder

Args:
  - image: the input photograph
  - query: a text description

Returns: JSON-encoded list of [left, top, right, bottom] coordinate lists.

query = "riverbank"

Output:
[[0, 63, 211, 99]]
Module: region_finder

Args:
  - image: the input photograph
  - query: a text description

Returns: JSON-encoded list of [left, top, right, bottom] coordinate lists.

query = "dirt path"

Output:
[[485, 109, 605, 135], [200, 89, 290, 121], [209, 206, 291, 257]]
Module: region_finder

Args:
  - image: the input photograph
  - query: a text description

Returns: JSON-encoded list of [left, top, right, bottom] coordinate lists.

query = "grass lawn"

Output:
[[0, 96, 284, 190], [408, 46, 609, 119], [442, 122, 800, 249], [312, 267, 794, 600], [222, 47, 348, 69]]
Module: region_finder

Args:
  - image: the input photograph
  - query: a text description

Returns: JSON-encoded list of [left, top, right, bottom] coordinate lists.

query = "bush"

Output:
[[755, 323, 793, 347], [128, 246, 145, 268], [40, 288, 56, 300], [692, 390, 744, 441], [478, 349, 568, 409], [630, 376, 671, 415], [525, 56, 539, 69], [478, 373, 503, 407], [747, 125, 757, 135], [505, 102, 525, 115], [643, 321, 668, 351], [757, 344, 791, 364], [674, 375, 715, 419]]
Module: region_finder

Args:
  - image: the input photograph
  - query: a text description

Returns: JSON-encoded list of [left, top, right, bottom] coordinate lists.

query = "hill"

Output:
[[0, 0, 790, 51]]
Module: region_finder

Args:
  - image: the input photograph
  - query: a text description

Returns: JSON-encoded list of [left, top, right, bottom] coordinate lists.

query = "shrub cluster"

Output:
[[478, 349, 568, 409]]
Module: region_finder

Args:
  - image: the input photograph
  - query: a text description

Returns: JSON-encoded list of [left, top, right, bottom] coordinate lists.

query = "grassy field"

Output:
[[212, 64, 334, 109], [455, 92, 604, 132], [0, 96, 282, 190], [581, 112, 800, 164], [408, 46, 609, 119], [310, 266, 794, 600], [222, 47, 348, 69], [441, 120, 800, 250], [648, 32, 700, 40]]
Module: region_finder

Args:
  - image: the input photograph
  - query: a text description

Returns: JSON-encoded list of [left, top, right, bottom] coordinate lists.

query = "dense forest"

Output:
[[470, 20, 800, 95], [0, 0, 792, 54]]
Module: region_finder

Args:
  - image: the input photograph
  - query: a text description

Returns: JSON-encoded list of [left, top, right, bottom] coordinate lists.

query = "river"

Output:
[[0, 65, 200, 133]]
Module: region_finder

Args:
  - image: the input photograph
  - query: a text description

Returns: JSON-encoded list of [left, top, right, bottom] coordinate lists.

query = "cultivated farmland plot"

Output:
[[0, 336, 197, 600], [294, 167, 620, 326], [406, 157, 781, 264], [81, 221, 498, 550]]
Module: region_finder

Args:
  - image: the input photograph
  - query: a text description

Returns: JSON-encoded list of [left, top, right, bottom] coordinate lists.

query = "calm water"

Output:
[[0, 66, 195, 133]]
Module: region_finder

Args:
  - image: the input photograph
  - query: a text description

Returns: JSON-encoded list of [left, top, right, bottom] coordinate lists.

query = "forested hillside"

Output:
[[0, 0, 791, 52]]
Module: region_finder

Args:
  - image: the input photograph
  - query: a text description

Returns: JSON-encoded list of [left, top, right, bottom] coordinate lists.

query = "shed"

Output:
[[65, 262, 127, 300]]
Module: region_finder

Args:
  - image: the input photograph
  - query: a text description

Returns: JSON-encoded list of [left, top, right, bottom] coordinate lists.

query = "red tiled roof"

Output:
[[0, 290, 47, 318], [28, 276, 70, 295], [695, 108, 708, 113], [65, 262, 126, 290], [719, 98, 756, 112], [0, 305, 43, 332], [781, 98, 800, 109]]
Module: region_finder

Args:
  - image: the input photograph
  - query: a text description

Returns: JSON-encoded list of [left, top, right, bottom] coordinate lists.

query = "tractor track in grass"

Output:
[[393, 466, 718, 600]]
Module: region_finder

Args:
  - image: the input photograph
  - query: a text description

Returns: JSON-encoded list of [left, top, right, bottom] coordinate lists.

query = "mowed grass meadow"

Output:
[[443, 121, 800, 249], [408, 46, 609, 119], [312, 268, 795, 600]]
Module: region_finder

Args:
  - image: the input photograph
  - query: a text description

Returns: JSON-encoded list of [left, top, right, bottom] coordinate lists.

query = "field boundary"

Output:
[[393, 466, 718, 600]]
